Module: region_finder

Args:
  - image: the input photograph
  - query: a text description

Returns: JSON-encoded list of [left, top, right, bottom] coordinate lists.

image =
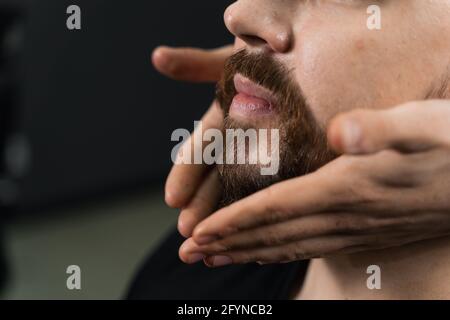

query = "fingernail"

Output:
[[343, 119, 362, 153], [188, 253, 205, 264], [206, 255, 233, 267], [196, 235, 217, 245]]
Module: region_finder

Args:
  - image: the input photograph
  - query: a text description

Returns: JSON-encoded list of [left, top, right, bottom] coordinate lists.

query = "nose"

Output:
[[224, 0, 293, 54]]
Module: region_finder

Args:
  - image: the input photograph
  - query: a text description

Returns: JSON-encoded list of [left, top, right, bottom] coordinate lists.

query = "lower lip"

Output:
[[229, 93, 274, 119]]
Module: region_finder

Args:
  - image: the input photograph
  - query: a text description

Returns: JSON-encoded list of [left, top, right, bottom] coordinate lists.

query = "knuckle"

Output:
[[358, 182, 388, 207], [319, 157, 363, 205], [335, 178, 374, 210], [262, 228, 285, 246], [335, 216, 371, 234], [219, 225, 239, 239], [213, 240, 231, 252], [371, 151, 426, 188], [262, 210, 281, 225], [260, 188, 284, 223], [349, 168, 394, 210], [191, 190, 215, 209]]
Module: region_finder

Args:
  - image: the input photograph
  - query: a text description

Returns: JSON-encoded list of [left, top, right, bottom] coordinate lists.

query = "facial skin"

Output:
[[224, 0, 450, 124], [217, 0, 450, 204]]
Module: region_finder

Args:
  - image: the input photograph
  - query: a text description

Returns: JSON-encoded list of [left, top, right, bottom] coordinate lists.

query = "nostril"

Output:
[[241, 34, 268, 48]]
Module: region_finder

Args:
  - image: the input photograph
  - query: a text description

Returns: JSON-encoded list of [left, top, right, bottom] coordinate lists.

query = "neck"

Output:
[[297, 235, 450, 300]]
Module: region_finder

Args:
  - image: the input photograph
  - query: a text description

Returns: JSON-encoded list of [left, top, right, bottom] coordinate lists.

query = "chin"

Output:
[[218, 162, 283, 207]]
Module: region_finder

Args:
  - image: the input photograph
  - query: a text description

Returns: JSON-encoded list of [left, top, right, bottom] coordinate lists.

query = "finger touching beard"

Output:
[[216, 50, 337, 207]]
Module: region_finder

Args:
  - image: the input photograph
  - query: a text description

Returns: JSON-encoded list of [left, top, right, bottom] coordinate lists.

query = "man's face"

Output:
[[217, 0, 450, 204]]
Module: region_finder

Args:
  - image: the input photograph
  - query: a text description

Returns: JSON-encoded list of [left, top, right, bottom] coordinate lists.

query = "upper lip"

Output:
[[233, 74, 276, 106]]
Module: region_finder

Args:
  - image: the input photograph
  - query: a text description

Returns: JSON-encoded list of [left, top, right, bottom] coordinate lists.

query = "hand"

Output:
[[179, 100, 450, 267], [152, 45, 234, 237]]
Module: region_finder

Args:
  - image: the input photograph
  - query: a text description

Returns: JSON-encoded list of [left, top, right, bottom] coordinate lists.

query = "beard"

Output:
[[216, 50, 338, 207]]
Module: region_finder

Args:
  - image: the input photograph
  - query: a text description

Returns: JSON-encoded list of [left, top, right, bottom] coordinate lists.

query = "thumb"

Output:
[[152, 45, 234, 83], [327, 100, 450, 154]]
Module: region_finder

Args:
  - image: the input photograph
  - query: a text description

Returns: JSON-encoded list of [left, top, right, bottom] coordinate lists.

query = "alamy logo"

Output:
[[367, 5, 381, 30], [171, 121, 280, 176], [66, 5, 82, 30], [66, 265, 81, 290], [366, 265, 381, 290]]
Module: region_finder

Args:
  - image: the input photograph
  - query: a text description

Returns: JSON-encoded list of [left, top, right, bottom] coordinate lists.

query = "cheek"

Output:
[[294, 32, 378, 126], [291, 9, 440, 127]]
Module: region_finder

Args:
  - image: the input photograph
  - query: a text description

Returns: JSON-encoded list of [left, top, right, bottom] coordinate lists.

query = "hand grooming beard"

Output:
[[216, 50, 337, 207]]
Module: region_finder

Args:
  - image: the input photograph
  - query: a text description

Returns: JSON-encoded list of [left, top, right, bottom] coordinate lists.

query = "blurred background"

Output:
[[0, 0, 232, 299]]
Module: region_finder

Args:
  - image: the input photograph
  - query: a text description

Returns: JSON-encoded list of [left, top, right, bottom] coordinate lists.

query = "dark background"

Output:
[[0, 0, 233, 299], [1, 0, 233, 212]]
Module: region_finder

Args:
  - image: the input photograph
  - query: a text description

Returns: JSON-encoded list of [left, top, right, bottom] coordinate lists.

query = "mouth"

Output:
[[229, 74, 277, 121]]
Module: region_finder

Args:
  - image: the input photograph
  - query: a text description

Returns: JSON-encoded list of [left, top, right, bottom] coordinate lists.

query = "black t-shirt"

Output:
[[126, 229, 309, 300]]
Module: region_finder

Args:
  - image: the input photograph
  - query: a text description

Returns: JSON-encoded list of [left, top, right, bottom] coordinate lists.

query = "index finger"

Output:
[[152, 45, 234, 83]]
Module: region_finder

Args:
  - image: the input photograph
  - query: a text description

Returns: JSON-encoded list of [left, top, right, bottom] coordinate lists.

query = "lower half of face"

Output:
[[216, 51, 336, 206], [216, 0, 450, 206]]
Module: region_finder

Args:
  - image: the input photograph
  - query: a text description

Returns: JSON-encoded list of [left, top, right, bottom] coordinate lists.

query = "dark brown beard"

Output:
[[216, 50, 337, 207]]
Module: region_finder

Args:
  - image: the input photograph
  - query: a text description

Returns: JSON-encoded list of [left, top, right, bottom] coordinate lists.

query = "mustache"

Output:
[[216, 50, 310, 121]]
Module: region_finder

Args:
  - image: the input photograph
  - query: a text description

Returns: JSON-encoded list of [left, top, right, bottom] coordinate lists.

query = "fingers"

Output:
[[181, 210, 449, 266], [189, 151, 423, 244], [152, 45, 234, 83], [192, 169, 341, 244], [177, 169, 222, 238], [165, 101, 223, 208], [188, 148, 448, 245], [157, 45, 230, 207], [191, 212, 384, 253], [204, 236, 362, 266], [189, 205, 427, 258], [179, 237, 206, 264], [328, 100, 450, 155], [191, 151, 448, 251], [180, 235, 364, 266]]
